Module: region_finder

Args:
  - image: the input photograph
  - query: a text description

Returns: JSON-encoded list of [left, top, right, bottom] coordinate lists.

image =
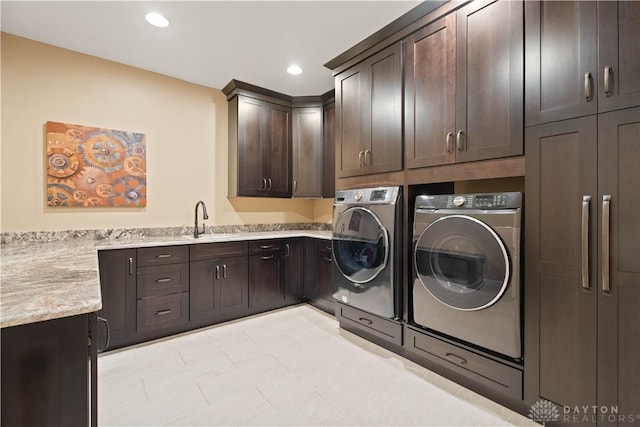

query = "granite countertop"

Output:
[[0, 230, 331, 328]]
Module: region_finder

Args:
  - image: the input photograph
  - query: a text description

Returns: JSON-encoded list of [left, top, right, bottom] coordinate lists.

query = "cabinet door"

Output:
[[317, 243, 335, 305], [365, 42, 403, 175], [292, 107, 322, 197], [335, 66, 366, 178], [97, 249, 136, 350], [265, 103, 292, 197], [598, 1, 640, 113], [220, 255, 248, 317], [249, 253, 283, 310], [597, 107, 640, 420], [322, 101, 335, 198], [284, 239, 303, 303], [525, 0, 598, 125], [1, 314, 91, 427], [404, 14, 456, 169], [456, 0, 523, 162], [237, 96, 268, 196], [524, 116, 598, 409], [303, 238, 319, 301], [189, 259, 220, 321]]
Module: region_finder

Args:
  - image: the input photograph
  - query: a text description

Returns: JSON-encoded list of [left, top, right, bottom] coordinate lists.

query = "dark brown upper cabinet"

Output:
[[525, 1, 640, 126], [225, 81, 292, 198], [335, 42, 402, 178], [292, 104, 323, 198], [405, 0, 523, 169], [598, 1, 640, 113], [322, 93, 335, 198]]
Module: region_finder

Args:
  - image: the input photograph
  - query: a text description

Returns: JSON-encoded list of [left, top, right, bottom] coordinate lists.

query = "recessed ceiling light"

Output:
[[145, 12, 170, 28], [287, 65, 303, 75]]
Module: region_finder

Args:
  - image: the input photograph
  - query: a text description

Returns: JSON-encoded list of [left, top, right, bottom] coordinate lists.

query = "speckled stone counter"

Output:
[[1, 228, 331, 328]]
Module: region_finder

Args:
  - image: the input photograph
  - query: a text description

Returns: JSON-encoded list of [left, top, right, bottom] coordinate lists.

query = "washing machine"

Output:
[[332, 187, 401, 319], [412, 192, 522, 359]]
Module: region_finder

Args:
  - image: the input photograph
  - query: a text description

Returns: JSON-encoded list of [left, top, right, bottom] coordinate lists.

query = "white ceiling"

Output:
[[1, 1, 423, 96]]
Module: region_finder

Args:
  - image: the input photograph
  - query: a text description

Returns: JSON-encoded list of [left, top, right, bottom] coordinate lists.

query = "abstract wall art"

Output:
[[46, 121, 147, 207]]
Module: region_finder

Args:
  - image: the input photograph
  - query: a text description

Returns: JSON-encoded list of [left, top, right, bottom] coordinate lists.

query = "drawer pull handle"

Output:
[[155, 309, 172, 316], [445, 353, 467, 365], [358, 317, 373, 325], [260, 244, 274, 249], [323, 256, 332, 263], [261, 255, 275, 260], [325, 246, 332, 251], [155, 254, 173, 259], [155, 277, 173, 283]]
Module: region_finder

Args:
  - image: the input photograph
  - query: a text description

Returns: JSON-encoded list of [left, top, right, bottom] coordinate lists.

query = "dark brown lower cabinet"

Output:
[[284, 238, 304, 304], [1, 313, 97, 427], [303, 238, 335, 314], [189, 242, 249, 322], [97, 248, 136, 350], [525, 107, 640, 425], [248, 240, 284, 312]]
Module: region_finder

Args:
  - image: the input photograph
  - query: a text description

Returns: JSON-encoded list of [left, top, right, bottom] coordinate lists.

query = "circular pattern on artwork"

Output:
[[47, 146, 81, 178], [47, 184, 75, 206], [80, 134, 126, 171]]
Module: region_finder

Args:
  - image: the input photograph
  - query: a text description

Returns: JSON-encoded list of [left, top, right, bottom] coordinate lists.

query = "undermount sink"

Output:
[[182, 233, 236, 240]]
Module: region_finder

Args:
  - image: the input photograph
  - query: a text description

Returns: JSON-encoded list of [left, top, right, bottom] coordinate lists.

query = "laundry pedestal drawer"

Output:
[[336, 302, 402, 347], [404, 325, 523, 400]]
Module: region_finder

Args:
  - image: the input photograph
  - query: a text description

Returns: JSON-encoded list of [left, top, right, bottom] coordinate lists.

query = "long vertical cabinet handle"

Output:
[[602, 195, 612, 293], [358, 151, 365, 168], [581, 196, 591, 289], [222, 264, 227, 279], [215, 265, 220, 280], [128, 257, 133, 275], [364, 150, 372, 166], [261, 178, 267, 191], [604, 66, 612, 97], [285, 243, 290, 257], [585, 72, 593, 101]]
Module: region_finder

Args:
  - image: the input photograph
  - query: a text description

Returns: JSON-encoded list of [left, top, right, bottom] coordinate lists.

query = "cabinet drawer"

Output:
[[137, 246, 189, 267], [137, 263, 189, 298], [405, 326, 522, 399], [337, 303, 402, 346], [137, 293, 188, 334], [190, 241, 247, 261], [248, 240, 282, 255]]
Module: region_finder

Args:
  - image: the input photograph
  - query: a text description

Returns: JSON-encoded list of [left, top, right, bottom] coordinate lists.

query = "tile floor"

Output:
[[98, 304, 538, 426]]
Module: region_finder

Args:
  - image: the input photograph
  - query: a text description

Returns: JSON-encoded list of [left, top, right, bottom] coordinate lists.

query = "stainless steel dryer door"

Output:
[[414, 215, 510, 311], [333, 207, 389, 285]]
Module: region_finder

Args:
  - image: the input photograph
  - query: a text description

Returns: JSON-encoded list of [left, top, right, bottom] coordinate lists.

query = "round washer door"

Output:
[[333, 207, 389, 284], [414, 215, 510, 311]]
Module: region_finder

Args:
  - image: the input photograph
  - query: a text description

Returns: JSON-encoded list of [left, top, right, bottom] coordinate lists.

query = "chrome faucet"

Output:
[[194, 200, 209, 238]]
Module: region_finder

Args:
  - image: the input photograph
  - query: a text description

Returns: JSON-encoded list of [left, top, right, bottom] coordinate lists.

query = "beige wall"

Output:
[[1, 34, 331, 232]]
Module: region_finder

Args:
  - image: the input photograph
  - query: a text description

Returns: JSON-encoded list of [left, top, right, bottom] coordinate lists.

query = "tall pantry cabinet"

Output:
[[524, 1, 640, 424]]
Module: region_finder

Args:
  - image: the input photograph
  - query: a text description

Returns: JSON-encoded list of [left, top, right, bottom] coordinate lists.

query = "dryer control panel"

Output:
[[416, 192, 522, 210]]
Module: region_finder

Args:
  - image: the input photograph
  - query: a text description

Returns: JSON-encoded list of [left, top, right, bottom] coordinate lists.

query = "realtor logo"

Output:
[[529, 399, 560, 425]]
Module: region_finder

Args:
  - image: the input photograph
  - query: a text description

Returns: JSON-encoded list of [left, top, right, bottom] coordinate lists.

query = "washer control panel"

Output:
[[334, 187, 400, 205]]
